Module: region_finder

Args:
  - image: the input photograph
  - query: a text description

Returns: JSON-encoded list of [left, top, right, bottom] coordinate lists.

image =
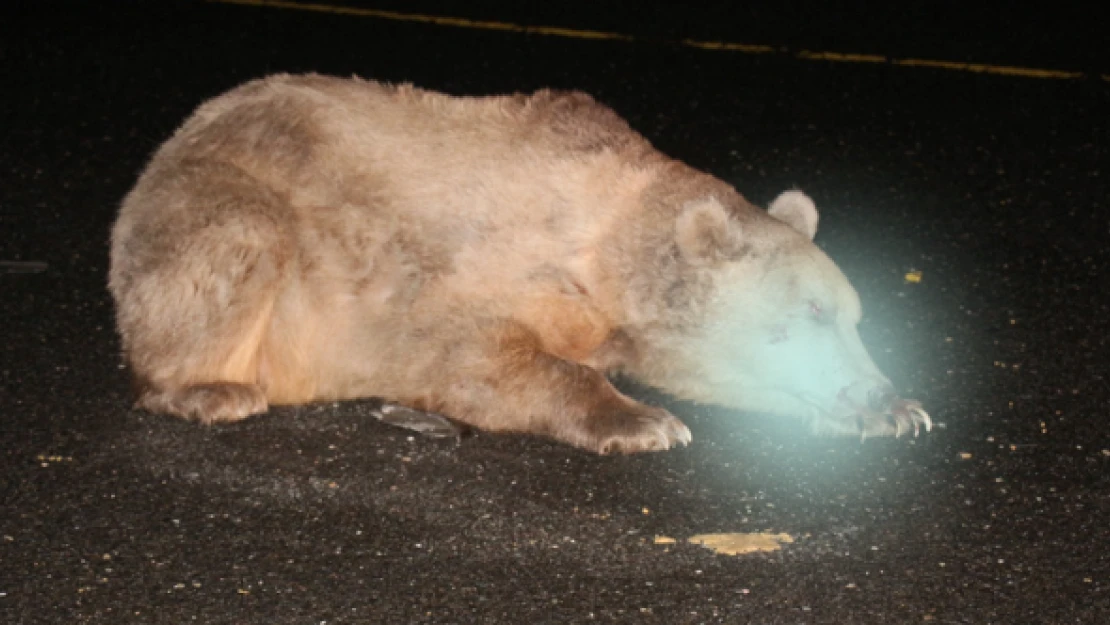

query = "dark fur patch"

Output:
[[181, 93, 322, 179], [539, 90, 642, 154]]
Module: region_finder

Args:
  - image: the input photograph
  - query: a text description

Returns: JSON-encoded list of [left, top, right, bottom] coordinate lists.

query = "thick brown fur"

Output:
[[110, 73, 920, 454]]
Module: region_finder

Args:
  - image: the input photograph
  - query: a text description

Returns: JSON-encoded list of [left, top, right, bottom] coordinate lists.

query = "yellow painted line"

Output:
[[210, 0, 634, 41], [893, 58, 1084, 80], [681, 39, 776, 54], [526, 25, 632, 41], [797, 50, 887, 64], [207, 0, 1096, 81]]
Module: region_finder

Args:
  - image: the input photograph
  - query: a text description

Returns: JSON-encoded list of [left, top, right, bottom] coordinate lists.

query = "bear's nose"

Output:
[[838, 380, 896, 414]]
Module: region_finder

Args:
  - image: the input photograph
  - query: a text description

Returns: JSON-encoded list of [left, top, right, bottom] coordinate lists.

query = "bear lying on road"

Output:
[[108, 73, 931, 454]]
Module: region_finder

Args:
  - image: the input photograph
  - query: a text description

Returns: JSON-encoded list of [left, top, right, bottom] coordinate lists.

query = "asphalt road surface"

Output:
[[3, 2, 1108, 623]]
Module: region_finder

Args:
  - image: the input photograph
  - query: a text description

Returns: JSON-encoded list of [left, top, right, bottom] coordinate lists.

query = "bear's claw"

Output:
[[859, 397, 933, 440], [889, 398, 933, 438]]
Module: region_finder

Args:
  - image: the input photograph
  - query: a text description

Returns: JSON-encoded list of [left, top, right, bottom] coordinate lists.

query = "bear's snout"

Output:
[[866, 385, 898, 413], [837, 379, 893, 414]]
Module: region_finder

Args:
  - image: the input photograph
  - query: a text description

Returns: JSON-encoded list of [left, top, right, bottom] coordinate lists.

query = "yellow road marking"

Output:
[[208, 0, 1096, 81], [893, 58, 1084, 80], [796, 50, 887, 64], [209, 0, 633, 40], [680, 39, 776, 54]]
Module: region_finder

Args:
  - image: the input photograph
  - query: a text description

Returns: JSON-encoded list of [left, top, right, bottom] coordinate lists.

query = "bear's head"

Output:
[[651, 190, 931, 438]]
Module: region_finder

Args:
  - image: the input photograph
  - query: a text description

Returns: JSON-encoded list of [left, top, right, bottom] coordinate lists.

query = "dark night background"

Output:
[[2, 1, 1108, 623]]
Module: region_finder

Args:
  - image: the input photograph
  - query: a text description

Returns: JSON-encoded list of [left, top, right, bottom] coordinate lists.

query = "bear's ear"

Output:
[[676, 196, 744, 263], [768, 190, 819, 240]]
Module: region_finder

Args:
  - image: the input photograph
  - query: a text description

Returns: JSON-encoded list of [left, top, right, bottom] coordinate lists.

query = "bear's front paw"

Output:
[[137, 382, 267, 424], [585, 404, 692, 455], [859, 397, 933, 439]]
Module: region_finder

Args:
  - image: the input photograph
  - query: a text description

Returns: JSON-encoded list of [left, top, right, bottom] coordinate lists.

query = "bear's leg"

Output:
[[111, 164, 293, 424], [399, 320, 691, 454]]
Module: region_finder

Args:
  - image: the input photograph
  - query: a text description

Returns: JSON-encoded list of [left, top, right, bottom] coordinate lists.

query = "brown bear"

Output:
[[108, 73, 931, 454]]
